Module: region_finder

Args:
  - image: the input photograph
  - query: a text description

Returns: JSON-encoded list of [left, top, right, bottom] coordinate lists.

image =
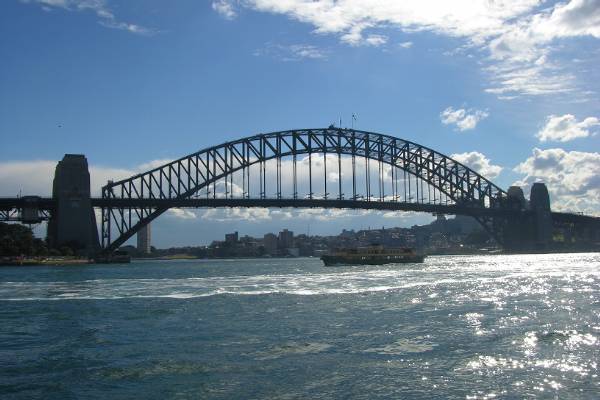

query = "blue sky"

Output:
[[1, 0, 599, 247]]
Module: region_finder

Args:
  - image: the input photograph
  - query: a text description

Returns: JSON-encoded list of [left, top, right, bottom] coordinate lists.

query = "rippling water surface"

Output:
[[1, 254, 599, 399]]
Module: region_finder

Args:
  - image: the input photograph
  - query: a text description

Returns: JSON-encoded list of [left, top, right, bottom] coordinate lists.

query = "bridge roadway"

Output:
[[94, 197, 519, 217], [2, 196, 599, 226]]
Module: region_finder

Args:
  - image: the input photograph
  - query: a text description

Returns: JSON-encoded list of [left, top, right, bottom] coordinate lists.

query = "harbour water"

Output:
[[1, 254, 599, 399]]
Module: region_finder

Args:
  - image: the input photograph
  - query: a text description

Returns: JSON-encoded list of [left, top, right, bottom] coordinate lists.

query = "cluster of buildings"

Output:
[[131, 214, 493, 258], [203, 214, 490, 258], [209, 228, 303, 258]]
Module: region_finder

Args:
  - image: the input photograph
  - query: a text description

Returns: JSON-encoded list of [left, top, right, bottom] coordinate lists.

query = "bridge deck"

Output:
[[89, 197, 521, 218], [3, 197, 599, 225]]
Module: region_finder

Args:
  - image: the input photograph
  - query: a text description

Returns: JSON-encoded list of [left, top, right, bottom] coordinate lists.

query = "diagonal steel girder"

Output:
[[100, 128, 508, 252]]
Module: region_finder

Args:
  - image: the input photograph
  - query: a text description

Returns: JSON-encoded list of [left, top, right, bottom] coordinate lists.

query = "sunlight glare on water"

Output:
[[1, 253, 599, 399]]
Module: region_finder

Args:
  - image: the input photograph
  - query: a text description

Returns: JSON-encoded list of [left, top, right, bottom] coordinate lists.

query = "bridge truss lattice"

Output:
[[101, 128, 508, 252]]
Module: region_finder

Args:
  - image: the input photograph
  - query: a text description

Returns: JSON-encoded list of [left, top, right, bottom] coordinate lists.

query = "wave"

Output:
[[0, 272, 441, 301], [1, 254, 598, 301]]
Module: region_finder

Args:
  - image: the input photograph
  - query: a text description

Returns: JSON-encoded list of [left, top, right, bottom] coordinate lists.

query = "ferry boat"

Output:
[[320, 245, 425, 266]]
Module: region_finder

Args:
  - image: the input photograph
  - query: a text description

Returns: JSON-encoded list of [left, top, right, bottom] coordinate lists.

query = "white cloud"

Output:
[[514, 147, 600, 215], [233, 0, 540, 44], [168, 208, 198, 220], [205, 181, 245, 198], [0, 159, 169, 197], [200, 207, 275, 222], [198, 206, 411, 224], [212, 0, 237, 20], [89, 166, 140, 195], [215, 0, 600, 98], [483, 60, 577, 97], [526, 0, 600, 42], [363, 34, 388, 47], [450, 151, 503, 179], [0, 160, 56, 197], [287, 44, 328, 60], [21, 0, 153, 35], [135, 159, 174, 171], [440, 107, 489, 131], [296, 208, 371, 221], [398, 41, 413, 49], [254, 43, 328, 61], [536, 114, 600, 142], [196, 205, 384, 223], [485, 0, 600, 96], [382, 210, 419, 219]]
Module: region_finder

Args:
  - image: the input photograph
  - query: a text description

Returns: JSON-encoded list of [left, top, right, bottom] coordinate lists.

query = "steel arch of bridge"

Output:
[[101, 128, 508, 252]]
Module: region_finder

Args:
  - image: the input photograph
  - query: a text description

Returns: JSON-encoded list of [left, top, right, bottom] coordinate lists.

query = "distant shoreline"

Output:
[[2, 247, 598, 267], [0, 257, 90, 267], [132, 246, 600, 261]]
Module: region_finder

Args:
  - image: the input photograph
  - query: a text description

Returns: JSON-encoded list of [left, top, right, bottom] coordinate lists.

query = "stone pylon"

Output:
[[501, 183, 553, 252], [47, 154, 100, 256]]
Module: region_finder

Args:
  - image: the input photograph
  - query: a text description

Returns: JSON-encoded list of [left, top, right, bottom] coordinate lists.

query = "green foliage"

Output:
[[0, 222, 48, 256], [464, 230, 491, 246], [119, 244, 211, 259], [59, 246, 74, 257]]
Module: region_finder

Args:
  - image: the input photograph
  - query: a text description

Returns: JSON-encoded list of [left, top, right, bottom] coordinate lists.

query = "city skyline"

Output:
[[132, 214, 487, 258], [1, 0, 599, 247]]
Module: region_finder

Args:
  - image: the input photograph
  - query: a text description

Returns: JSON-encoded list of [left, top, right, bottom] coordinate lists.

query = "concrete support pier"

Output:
[[137, 224, 152, 254], [530, 182, 553, 250], [47, 154, 99, 256], [502, 183, 553, 252]]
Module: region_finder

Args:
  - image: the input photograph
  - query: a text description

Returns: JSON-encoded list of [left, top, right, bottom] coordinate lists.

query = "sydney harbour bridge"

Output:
[[1, 128, 599, 255]]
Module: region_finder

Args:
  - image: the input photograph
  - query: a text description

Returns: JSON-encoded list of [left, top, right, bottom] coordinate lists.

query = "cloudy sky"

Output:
[[1, 0, 599, 247]]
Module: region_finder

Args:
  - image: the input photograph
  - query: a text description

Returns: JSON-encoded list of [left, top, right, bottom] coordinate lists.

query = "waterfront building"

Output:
[[263, 233, 278, 255], [225, 231, 239, 244], [278, 229, 294, 249]]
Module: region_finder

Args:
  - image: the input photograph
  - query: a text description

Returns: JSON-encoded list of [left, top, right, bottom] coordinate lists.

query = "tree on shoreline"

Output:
[[0, 222, 48, 257]]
